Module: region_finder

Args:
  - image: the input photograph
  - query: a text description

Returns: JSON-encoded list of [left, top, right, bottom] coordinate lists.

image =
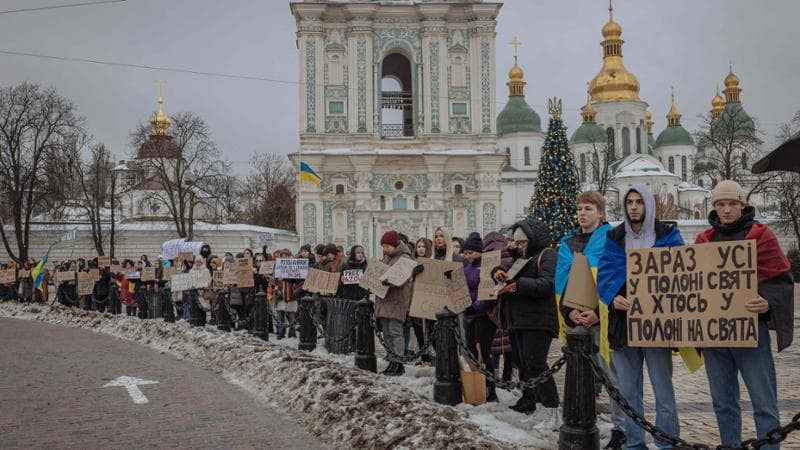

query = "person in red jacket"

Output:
[[115, 260, 138, 316], [696, 180, 794, 449]]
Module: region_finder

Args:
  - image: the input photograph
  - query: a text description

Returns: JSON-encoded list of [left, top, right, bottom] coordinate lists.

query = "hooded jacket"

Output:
[[375, 242, 414, 322], [696, 206, 794, 351], [340, 245, 369, 300], [497, 218, 558, 335], [597, 184, 685, 350]]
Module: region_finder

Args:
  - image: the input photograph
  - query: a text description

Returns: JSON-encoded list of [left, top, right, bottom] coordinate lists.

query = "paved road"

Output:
[[0, 318, 323, 449]]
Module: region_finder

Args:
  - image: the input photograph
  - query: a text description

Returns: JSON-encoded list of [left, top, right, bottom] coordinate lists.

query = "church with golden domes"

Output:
[[497, 1, 763, 223]]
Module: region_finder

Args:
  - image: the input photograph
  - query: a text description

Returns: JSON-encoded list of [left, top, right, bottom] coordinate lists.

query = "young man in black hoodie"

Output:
[[696, 180, 793, 449]]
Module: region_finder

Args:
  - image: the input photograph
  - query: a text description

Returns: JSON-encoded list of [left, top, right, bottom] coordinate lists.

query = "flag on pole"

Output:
[[32, 227, 78, 292], [299, 162, 321, 186]]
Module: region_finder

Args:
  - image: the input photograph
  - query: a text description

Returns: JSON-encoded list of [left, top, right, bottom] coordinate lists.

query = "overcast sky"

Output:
[[0, 0, 797, 175]]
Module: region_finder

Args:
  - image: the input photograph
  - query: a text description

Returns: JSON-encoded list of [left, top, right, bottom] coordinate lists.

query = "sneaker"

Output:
[[381, 362, 397, 375], [604, 430, 626, 450], [386, 363, 404, 376]]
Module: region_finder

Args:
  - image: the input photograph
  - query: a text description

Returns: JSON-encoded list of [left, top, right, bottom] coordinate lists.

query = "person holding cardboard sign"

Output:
[[597, 184, 687, 450], [492, 218, 559, 415], [695, 180, 794, 449], [375, 231, 415, 376], [555, 191, 626, 449]]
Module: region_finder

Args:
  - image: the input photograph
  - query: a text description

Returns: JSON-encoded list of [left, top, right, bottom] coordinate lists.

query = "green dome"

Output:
[[497, 96, 541, 136], [655, 125, 694, 148], [648, 133, 656, 154], [711, 102, 755, 138], [570, 122, 607, 145]]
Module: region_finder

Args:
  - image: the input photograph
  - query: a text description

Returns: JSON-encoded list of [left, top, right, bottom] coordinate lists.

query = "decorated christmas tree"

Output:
[[529, 98, 580, 245]]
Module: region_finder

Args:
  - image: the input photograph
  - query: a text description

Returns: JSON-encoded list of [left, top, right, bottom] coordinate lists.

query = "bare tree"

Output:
[[583, 137, 618, 196], [773, 112, 800, 248], [652, 185, 680, 220], [235, 153, 295, 227], [0, 83, 83, 262], [129, 112, 227, 240], [694, 108, 764, 186]]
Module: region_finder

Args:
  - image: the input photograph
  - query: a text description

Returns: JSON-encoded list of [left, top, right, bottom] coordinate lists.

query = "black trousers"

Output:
[[509, 329, 559, 407], [464, 316, 497, 385]]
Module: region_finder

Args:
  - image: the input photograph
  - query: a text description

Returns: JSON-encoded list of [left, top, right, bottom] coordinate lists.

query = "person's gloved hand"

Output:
[[411, 264, 424, 280], [496, 282, 517, 295], [381, 279, 391, 286], [493, 270, 508, 282], [443, 269, 453, 280]]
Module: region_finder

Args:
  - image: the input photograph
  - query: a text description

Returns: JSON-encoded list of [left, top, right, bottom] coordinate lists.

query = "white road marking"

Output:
[[102, 376, 159, 404]]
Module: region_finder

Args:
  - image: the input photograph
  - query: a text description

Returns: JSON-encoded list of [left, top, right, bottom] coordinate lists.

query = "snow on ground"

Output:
[[1, 303, 612, 449]]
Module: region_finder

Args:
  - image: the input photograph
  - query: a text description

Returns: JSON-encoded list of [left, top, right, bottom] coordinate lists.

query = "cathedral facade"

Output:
[[289, 1, 505, 255]]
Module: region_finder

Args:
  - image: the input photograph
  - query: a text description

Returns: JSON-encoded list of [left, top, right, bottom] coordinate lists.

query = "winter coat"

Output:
[[115, 273, 137, 306], [374, 242, 414, 322], [340, 256, 368, 301], [93, 267, 111, 298], [497, 218, 558, 336], [696, 206, 794, 352], [491, 328, 512, 355], [463, 257, 492, 323]]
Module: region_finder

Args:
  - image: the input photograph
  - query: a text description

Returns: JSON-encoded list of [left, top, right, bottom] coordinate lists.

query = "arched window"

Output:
[[742, 153, 748, 169], [454, 184, 463, 195], [524, 147, 531, 166], [606, 127, 616, 158], [414, 195, 420, 210], [681, 156, 687, 181], [381, 52, 413, 137], [579, 153, 586, 181], [379, 195, 386, 210], [668, 156, 675, 174], [622, 127, 631, 156], [636, 127, 642, 153], [335, 184, 344, 195]]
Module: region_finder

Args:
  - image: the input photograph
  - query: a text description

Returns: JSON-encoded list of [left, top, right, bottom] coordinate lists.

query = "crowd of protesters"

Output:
[[1, 180, 794, 450]]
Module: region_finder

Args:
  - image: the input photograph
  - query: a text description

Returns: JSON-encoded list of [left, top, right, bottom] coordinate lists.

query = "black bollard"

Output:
[[558, 326, 599, 450], [161, 286, 175, 323], [186, 290, 203, 326], [354, 297, 376, 373], [298, 296, 316, 351], [109, 285, 121, 315], [433, 307, 462, 406], [216, 290, 232, 332], [252, 290, 268, 340]]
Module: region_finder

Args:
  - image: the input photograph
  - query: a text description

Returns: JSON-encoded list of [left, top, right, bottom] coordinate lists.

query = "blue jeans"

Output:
[[613, 346, 679, 449], [276, 310, 297, 338], [703, 323, 779, 450]]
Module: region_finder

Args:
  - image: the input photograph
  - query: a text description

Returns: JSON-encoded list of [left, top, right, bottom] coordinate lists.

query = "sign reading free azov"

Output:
[[626, 240, 758, 348]]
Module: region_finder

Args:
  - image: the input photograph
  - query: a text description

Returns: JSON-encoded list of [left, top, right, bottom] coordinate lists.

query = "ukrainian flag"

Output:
[[299, 162, 321, 186], [31, 249, 50, 293]]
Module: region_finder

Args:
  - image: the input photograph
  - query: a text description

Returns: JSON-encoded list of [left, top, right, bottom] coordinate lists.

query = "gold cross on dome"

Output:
[[155, 79, 166, 98], [510, 36, 522, 59]]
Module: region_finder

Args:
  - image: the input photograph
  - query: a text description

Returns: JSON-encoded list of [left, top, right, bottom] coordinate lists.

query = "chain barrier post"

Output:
[[433, 307, 462, 406], [252, 290, 268, 340], [559, 326, 599, 450], [354, 297, 377, 373], [161, 286, 175, 323], [216, 290, 232, 332], [298, 296, 317, 351], [186, 290, 203, 327], [109, 284, 121, 315]]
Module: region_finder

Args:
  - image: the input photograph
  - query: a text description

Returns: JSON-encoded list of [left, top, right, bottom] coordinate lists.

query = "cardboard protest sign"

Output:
[[561, 253, 599, 312], [212, 270, 224, 289], [56, 271, 76, 284], [140, 267, 156, 282], [477, 250, 501, 301], [359, 260, 391, 298], [235, 270, 255, 288], [341, 269, 364, 285], [303, 268, 341, 296], [379, 257, 417, 287], [98, 256, 111, 268], [177, 252, 195, 266], [162, 267, 176, 281], [236, 257, 253, 272], [89, 268, 101, 283], [274, 258, 309, 279], [77, 272, 94, 296], [259, 260, 275, 275], [493, 258, 531, 296], [170, 270, 211, 292], [626, 240, 758, 348], [409, 258, 469, 320], [222, 262, 237, 285], [109, 264, 123, 275], [18, 269, 31, 279], [0, 270, 16, 284]]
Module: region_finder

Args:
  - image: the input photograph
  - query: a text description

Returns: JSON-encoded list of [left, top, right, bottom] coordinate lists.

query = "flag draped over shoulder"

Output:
[[299, 162, 321, 186], [555, 223, 612, 363], [596, 226, 703, 372]]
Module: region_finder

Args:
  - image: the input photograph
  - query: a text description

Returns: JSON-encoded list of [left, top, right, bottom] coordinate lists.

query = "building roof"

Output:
[[137, 134, 180, 159], [497, 96, 542, 136], [570, 121, 607, 145], [655, 125, 695, 148], [614, 155, 680, 179]]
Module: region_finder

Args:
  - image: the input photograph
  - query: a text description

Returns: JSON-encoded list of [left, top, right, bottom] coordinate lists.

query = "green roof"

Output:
[[711, 102, 755, 138], [655, 125, 694, 148], [497, 96, 541, 136], [648, 133, 656, 154], [570, 121, 607, 145]]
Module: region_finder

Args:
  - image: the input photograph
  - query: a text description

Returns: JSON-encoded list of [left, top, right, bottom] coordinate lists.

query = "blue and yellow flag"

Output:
[[299, 162, 321, 186], [32, 227, 78, 293]]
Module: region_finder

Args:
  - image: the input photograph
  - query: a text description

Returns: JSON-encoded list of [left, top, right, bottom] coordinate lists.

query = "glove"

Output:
[[493, 270, 508, 282], [443, 269, 453, 280], [381, 279, 391, 286], [496, 282, 517, 296], [411, 264, 424, 280]]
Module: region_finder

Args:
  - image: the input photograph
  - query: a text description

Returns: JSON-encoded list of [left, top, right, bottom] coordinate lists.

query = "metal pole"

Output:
[[216, 290, 232, 332], [252, 289, 268, 340], [354, 297, 376, 373], [298, 295, 316, 351], [433, 307, 461, 406], [558, 326, 599, 450], [161, 286, 175, 323]]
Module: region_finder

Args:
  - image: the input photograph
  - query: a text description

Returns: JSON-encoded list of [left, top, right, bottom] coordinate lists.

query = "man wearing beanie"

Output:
[[696, 180, 794, 449], [375, 230, 415, 376]]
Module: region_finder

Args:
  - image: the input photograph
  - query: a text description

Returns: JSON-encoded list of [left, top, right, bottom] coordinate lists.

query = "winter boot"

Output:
[[486, 385, 499, 403], [381, 362, 398, 375], [386, 363, 404, 376], [604, 430, 626, 450], [510, 392, 537, 414]]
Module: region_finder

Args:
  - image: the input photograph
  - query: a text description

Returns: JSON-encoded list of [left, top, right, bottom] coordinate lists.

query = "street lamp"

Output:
[[110, 160, 130, 258]]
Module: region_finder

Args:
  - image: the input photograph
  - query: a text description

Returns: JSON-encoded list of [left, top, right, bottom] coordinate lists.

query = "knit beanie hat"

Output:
[[712, 180, 746, 206], [380, 230, 400, 248], [463, 232, 483, 252]]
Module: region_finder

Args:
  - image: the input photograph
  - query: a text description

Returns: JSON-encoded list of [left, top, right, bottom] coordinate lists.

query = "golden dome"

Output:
[[646, 110, 654, 134], [509, 64, 524, 81], [151, 79, 170, 136], [666, 89, 682, 127], [723, 66, 742, 103], [588, 2, 640, 102], [724, 70, 740, 90], [580, 93, 597, 123]]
